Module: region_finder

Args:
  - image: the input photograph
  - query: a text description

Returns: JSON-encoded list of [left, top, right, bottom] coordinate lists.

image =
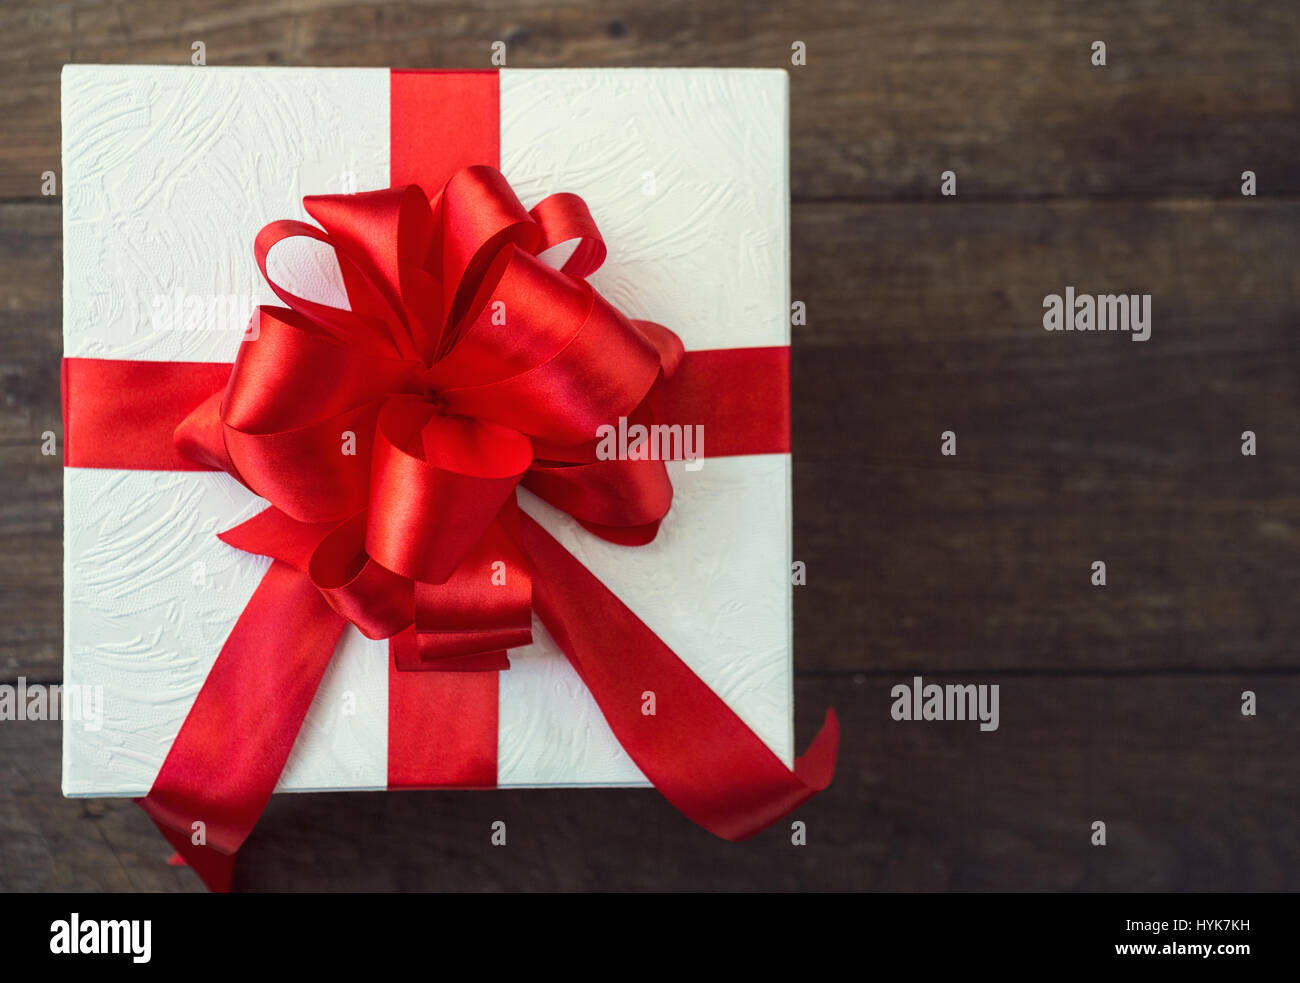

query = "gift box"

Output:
[[61, 65, 834, 887]]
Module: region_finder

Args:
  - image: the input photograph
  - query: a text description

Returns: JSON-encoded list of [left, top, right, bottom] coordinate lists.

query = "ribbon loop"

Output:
[[253, 219, 407, 358], [434, 165, 542, 334], [530, 192, 607, 278], [437, 257, 665, 446], [305, 187, 444, 361], [366, 396, 532, 585]]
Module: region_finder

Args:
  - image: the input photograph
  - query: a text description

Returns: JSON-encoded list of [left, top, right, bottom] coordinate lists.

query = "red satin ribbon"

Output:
[[521, 514, 838, 840], [61, 69, 835, 890], [62, 348, 790, 470], [138, 560, 347, 893]]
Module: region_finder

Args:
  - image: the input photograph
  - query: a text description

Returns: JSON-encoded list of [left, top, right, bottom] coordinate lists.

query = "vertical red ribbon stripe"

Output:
[[386, 69, 502, 789], [391, 70, 499, 196]]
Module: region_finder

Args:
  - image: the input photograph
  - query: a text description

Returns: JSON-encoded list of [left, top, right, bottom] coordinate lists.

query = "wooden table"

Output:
[[2, 0, 1296, 891]]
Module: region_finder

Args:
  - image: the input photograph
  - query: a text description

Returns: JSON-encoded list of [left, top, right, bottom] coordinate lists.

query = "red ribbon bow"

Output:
[[177, 166, 684, 672], [113, 166, 838, 891]]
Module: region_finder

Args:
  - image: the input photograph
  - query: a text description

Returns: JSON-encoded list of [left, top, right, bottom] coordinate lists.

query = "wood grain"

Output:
[[1, 1, 1298, 199], [4, 675, 1295, 891], [1, 0, 1297, 892], [791, 199, 1300, 671]]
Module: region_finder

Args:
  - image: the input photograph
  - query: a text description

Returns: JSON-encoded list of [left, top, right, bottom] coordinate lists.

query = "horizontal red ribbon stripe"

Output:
[[61, 349, 791, 470], [61, 358, 235, 471], [652, 345, 790, 456]]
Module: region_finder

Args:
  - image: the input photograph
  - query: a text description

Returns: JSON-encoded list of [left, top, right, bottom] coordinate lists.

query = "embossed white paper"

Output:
[[62, 66, 792, 796]]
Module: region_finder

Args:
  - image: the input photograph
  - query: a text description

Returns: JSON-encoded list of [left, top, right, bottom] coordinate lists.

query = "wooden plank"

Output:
[[0, 203, 61, 680], [794, 198, 1300, 351], [1, 1, 1297, 199], [3, 674, 1295, 890], [790, 199, 1300, 671], [5, 197, 1299, 677]]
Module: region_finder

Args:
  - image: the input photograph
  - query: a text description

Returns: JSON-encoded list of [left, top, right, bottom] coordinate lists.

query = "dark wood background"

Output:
[[2, 0, 1297, 891]]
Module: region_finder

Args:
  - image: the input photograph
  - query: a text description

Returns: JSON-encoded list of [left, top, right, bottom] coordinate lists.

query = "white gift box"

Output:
[[61, 65, 793, 796]]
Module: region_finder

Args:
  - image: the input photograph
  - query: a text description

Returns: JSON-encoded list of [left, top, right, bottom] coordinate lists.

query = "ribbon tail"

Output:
[[518, 513, 838, 841], [147, 817, 238, 893], [135, 560, 348, 891]]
